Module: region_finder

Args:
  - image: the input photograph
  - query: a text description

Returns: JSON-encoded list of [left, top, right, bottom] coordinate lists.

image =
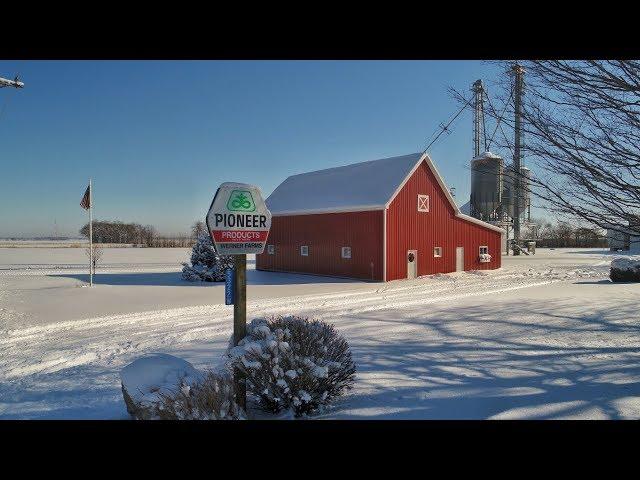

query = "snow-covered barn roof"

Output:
[[266, 153, 422, 215], [266, 152, 504, 233]]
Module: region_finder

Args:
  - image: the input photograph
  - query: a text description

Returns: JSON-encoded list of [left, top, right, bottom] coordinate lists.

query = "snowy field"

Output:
[[1, 245, 639, 419]]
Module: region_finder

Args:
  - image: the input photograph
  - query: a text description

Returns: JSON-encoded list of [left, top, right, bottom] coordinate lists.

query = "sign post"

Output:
[[233, 254, 247, 406], [206, 182, 272, 412]]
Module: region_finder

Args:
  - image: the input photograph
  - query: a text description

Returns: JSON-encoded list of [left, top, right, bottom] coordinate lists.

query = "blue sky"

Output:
[[0, 60, 531, 237]]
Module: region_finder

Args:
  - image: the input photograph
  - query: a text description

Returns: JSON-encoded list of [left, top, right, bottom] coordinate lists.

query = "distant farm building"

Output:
[[256, 152, 504, 281], [605, 219, 640, 252]]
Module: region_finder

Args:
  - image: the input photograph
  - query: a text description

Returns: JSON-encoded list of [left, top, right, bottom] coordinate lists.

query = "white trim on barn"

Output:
[[383, 207, 387, 282], [457, 213, 505, 233], [271, 204, 385, 217]]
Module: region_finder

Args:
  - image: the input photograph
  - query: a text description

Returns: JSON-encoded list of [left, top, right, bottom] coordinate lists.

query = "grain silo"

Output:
[[502, 164, 530, 220], [467, 66, 532, 255], [470, 151, 503, 221]]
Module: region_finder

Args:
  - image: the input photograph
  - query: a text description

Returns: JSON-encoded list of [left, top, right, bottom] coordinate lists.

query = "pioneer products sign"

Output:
[[206, 182, 272, 255]]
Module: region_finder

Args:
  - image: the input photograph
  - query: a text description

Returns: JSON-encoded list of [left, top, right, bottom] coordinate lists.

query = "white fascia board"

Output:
[[383, 207, 387, 282], [385, 152, 458, 210], [271, 205, 385, 217], [384, 153, 427, 209], [456, 213, 506, 233]]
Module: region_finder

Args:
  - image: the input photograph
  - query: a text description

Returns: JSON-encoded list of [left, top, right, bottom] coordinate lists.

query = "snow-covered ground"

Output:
[[1, 246, 639, 419]]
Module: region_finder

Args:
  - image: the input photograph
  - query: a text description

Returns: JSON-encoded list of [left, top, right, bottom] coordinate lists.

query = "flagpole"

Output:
[[89, 178, 93, 287]]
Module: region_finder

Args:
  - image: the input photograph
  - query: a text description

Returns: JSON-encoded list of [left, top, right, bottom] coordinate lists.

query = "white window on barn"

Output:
[[479, 246, 491, 263], [341, 246, 351, 259], [267, 244, 275, 255], [300, 245, 309, 256], [417, 194, 429, 212], [433, 247, 442, 258]]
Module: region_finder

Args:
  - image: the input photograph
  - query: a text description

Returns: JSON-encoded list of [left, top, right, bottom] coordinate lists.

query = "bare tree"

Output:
[[530, 220, 606, 248], [492, 60, 640, 241], [522, 217, 550, 240], [191, 221, 206, 239]]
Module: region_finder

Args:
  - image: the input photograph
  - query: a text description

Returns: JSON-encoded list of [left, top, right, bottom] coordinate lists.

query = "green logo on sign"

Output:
[[227, 190, 256, 212]]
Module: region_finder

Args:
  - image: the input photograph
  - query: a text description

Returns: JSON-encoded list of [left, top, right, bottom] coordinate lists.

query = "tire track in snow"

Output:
[[0, 265, 607, 380]]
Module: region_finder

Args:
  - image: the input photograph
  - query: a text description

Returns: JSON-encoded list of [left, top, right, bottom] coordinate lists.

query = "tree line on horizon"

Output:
[[525, 220, 607, 248], [80, 218, 605, 249], [79, 220, 207, 247]]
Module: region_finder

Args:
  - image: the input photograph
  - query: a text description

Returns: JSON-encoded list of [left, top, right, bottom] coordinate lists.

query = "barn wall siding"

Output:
[[386, 161, 502, 281], [256, 210, 384, 281]]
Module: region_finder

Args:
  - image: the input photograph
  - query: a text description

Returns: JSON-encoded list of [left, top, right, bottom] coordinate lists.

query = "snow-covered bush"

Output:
[[610, 256, 640, 282], [120, 354, 244, 420], [181, 233, 234, 282], [228, 316, 356, 417]]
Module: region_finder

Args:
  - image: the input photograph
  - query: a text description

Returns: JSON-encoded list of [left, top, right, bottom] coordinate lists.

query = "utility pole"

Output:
[[89, 179, 93, 286], [472, 79, 485, 158], [512, 63, 525, 255]]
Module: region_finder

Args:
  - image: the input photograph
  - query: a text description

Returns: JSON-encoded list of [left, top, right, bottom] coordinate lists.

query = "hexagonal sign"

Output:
[[206, 182, 272, 255]]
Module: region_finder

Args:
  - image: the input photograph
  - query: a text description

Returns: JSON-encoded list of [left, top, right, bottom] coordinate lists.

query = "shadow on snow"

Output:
[[5, 288, 640, 419], [48, 268, 361, 287], [320, 298, 640, 420]]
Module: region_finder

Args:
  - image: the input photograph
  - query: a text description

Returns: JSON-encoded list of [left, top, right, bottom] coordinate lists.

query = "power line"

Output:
[[423, 96, 474, 153], [484, 87, 514, 157]]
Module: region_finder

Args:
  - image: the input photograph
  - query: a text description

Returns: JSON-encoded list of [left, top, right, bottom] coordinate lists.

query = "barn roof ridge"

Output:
[[282, 152, 422, 179]]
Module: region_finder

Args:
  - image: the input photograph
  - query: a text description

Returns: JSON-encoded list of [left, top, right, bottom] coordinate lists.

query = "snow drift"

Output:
[[120, 354, 203, 416], [120, 353, 244, 420]]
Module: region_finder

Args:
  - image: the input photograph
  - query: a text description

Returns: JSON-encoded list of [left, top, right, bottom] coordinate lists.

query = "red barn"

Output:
[[256, 152, 503, 281]]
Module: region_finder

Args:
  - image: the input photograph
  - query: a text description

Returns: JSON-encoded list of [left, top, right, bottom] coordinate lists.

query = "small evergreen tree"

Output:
[[182, 233, 234, 282]]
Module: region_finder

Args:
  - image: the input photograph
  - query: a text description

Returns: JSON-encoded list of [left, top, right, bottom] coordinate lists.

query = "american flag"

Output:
[[80, 184, 91, 210]]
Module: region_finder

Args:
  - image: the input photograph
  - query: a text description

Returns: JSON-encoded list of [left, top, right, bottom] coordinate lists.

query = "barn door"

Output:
[[407, 250, 417, 279], [456, 247, 464, 272]]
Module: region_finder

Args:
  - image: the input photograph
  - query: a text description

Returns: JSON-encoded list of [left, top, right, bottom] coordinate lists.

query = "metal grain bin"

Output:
[[470, 152, 503, 220]]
